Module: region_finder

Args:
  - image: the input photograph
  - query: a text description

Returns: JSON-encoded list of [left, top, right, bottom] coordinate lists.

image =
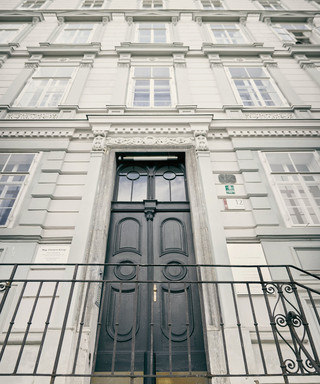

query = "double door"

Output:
[[95, 160, 207, 377]]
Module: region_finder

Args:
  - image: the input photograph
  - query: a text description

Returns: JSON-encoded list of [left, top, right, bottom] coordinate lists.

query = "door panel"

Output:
[[95, 160, 207, 376]]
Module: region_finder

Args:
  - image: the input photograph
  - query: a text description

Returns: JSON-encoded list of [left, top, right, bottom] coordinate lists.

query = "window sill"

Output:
[[27, 42, 101, 55], [202, 42, 274, 56]]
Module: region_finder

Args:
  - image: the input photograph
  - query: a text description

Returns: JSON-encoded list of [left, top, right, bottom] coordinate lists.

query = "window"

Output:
[[201, 0, 224, 9], [137, 23, 168, 43], [209, 23, 246, 44], [264, 152, 320, 226], [19, 0, 46, 8], [228, 67, 285, 106], [0, 154, 35, 226], [273, 24, 311, 44], [130, 67, 174, 107], [55, 23, 96, 44], [0, 24, 23, 44], [258, 0, 284, 10], [81, 0, 104, 8], [141, 0, 163, 9], [117, 164, 186, 202], [14, 67, 75, 107]]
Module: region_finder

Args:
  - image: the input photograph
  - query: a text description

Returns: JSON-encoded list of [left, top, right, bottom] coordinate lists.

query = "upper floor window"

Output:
[[14, 66, 76, 107], [81, 0, 104, 8], [228, 67, 285, 106], [141, 0, 163, 9], [263, 152, 320, 226], [0, 24, 24, 44], [273, 24, 311, 44], [136, 23, 168, 43], [0, 154, 35, 226], [55, 23, 96, 44], [209, 24, 246, 44], [130, 67, 174, 107], [201, 0, 224, 9], [258, 0, 284, 10], [19, 0, 46, 8]]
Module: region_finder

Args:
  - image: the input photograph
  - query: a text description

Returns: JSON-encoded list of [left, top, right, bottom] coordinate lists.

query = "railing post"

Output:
[[257, 266, 289, 384]]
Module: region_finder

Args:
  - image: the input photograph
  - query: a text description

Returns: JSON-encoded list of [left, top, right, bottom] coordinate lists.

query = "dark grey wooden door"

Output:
[[95, 160, 207, 375]]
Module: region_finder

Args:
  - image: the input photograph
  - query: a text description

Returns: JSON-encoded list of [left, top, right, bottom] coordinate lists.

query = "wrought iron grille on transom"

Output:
[[0, 264, 319, 383]]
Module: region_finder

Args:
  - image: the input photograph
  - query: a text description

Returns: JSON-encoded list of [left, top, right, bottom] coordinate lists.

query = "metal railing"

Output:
[[0, 263, 319, 383]]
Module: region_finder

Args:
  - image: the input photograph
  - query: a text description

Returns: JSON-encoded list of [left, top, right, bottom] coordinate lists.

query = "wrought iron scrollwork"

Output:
[[265, 283, 320, 375], [0, 281, 11, 292]]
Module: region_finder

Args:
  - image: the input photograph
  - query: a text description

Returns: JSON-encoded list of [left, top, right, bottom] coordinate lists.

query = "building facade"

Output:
[[0, 0, 320, 383]]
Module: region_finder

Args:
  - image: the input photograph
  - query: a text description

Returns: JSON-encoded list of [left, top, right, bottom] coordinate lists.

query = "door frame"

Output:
[[84, 147, 223, 382]]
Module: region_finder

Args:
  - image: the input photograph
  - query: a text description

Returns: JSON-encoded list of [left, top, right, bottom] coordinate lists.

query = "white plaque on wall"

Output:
[[34, 245, 70, 264]]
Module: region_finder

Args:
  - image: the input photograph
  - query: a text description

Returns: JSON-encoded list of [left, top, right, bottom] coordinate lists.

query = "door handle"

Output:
[[153, 284, 157, 302]]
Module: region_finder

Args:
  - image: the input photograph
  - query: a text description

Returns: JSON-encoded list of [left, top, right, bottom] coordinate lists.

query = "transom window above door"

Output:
[[116, 163, 187, 202]]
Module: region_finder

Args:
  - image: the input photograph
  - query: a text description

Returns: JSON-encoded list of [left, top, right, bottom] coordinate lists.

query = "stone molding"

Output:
[[105, 136, 195, 146], [0, 129, 73, 138], [244, 113, 294, 119], [6, 112, 59, 120], [227, 129, 320, 137]]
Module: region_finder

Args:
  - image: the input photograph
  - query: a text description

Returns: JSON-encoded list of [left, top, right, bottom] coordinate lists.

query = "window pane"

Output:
[[154, 80, 171, 106], [154, 30, 166, 43], [156, 176, 170, 201], [266, 153, 292, 172], [132, 176, 147, 201], [0, 154, 9, 171], [153, 67, 169, 78], [171, 176, 186, 201], [4, 154, 34, 172], [117, 176, 132, 201], [234, 80, 259, 106], [135, 67, 151, 78], [247, 67, 266, 78], [139, 29, 151, 43], [0, 208, 11, 225], [292, 153, 320, 172], [134, 80, 150, 106], [229, 67, 247, 78]]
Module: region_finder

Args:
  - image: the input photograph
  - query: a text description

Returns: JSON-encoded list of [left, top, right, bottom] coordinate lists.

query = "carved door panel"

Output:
[[95, 159, 206, 374]]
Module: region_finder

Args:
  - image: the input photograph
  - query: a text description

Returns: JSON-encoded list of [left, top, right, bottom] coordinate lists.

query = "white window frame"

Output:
[[55, 23, 96, 44], [200, 0, 225, 10], [0, 153, 37, 227], [128, 66, 176, 108], [208, 23, 247, 44], [227, 66, 287, 107], [0, 24, 25, 44], [80, 0, 105, 8], [19, 0, 47, 9], [141, 0, 164, 9], [261, 151, 320, 227], [257, 0, 285, 10], [135, 23, 169, 43], [273, 23, 311, 44], [14, 66, 76, 108]]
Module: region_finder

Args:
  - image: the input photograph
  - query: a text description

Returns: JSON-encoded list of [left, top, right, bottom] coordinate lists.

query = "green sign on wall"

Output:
[[225, 185, 235, 195]]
